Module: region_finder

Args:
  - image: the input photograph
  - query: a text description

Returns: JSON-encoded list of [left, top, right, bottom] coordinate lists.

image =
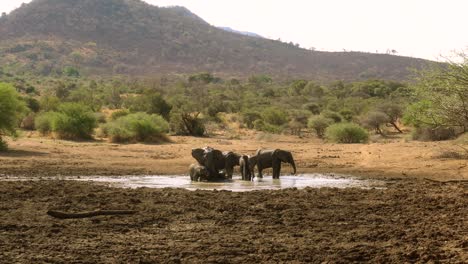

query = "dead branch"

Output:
[[47, 210, 137, 219], [424, 178, 468, 184]]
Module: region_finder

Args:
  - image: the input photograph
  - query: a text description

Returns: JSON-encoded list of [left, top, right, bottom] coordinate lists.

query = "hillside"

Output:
[[0, 0, 433, 80]]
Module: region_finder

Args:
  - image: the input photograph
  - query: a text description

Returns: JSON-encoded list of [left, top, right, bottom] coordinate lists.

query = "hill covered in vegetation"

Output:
[[0, 0, 433, 80]]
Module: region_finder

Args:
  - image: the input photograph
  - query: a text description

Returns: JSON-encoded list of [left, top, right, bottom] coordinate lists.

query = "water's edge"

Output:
[[0, 174, 385, 192]]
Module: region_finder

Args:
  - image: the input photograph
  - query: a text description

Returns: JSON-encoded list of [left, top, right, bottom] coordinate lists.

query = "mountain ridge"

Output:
[[0, 0, 434, 80]]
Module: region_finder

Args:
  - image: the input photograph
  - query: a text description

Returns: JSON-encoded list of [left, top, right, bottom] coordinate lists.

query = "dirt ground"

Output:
[[0, 133, 467, 263], [0, 133, 467, 180], [0, 180, 466, 263]]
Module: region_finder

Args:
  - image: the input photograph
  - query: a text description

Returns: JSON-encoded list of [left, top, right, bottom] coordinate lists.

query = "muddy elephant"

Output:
[[191, 147, 241, 180], [251, 149, 296, 179], [189, 164, 209, 182], [239, 155, 253, 181]]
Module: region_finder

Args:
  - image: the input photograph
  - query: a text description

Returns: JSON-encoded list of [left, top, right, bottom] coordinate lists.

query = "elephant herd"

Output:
[[189, 147, 297, 182]]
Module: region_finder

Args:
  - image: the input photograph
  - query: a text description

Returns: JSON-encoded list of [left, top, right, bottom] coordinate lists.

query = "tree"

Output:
[[0, 83, 26, 150], [377, 102, 404, 133], [405, 56, 468, 133], [360, 111, 389, 134]]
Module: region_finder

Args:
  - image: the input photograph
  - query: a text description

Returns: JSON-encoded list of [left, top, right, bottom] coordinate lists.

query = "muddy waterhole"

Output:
[[1, 173, 385, 191]]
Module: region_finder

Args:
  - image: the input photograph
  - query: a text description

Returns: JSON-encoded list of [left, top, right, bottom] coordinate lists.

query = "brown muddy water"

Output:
[[1, 173, 384, 191]]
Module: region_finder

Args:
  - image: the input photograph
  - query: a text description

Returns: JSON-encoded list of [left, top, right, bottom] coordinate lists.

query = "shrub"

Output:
[[308, 116, 333, 138], [0, 138, 7, 151], [53, 103, 97, 140], [242, 111, 262, 129], [411, 126, 456, 141], [321, 110, 342, 123], [0, 83, 26, 150], [35, 112, 60, 135], [261, 107, 288, 126], [102, 112, 169, 143], [325, 123, 369, 143], [110, 109, 130, 120], [253, 119, 282, 133], [169, 111, 205, 136]]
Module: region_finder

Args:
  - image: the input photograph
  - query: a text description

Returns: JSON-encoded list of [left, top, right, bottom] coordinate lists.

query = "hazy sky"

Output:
[[2, 0, 467, 61]]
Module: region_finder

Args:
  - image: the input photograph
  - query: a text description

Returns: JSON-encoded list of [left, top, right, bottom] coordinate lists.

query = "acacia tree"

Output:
[[405, 55, 468, 133], [0, 83, 26, 150]]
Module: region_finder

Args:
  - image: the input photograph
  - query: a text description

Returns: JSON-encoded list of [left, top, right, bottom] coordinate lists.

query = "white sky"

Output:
[[2, 0, 468, 61]]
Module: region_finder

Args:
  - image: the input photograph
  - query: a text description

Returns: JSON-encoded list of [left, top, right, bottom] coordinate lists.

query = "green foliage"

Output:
[[253, 119, 282, 133], [408, 58, 468, 132], [52, 103, 97, 139], [124, 92, 172, 119], [241, 111, 261, 129], [188, 72, 215, 84], [0, 83, 26, 149], [303, 103, 321, 115], [35, 112, 60, 135], [321, 110, 342, 123], [308, 116, 333, 138], [360, 111, 389, 134], [325, 123, 369, 143], [261, 107, 288, 126], [63, 66, 80, 77], [169, 111, 205, 136], [110, 109, 130, 121], [39, 96, 61, 112], [102, 112, 169, 143], [25, 97, 40, 112], [0, 138, 7, 151]]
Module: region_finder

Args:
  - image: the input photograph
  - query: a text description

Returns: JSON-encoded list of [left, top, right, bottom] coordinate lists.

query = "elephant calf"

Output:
[[239, 155, 253, 181], [189, 164, 210, 182]]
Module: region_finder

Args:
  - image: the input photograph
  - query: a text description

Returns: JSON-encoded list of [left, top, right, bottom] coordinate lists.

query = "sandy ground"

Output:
[[0, 133, 467, 263], [0, 133, 466, 180]]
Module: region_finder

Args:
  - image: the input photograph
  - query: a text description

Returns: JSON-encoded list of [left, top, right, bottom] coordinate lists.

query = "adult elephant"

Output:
[[191, 147, 241, 180], [251, 149, 296, 179]]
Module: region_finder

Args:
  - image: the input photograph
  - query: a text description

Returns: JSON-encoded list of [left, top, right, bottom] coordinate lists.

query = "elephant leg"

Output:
[[225, 166, 234, 179], [257, 166, 263, 178], [273, 163, 281, 179]]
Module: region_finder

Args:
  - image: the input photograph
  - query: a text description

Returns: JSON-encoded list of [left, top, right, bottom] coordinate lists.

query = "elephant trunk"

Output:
[[290, 158, 297, 175]]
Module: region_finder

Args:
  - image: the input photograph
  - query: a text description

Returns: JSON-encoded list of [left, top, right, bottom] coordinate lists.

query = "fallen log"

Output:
[[47, 210, 137, 219], [424, 178, 468, 184]]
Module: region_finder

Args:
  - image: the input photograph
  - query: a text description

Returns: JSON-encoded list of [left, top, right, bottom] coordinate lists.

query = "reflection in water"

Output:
[[1, 174, 384, 192], [72, 174, 380, 191]]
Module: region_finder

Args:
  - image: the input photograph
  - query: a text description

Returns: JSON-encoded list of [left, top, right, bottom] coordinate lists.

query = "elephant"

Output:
[[189, 164, 209, 182], [251, 149, 296, 179], [239, 155, 253, 181], [191, 147, 241, 180], [222, 151, 241, 179]]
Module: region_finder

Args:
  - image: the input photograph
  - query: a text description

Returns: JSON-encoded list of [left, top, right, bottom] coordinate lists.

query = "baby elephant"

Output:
[[239, 155, 253, 181], [189, 164, 209, 182]]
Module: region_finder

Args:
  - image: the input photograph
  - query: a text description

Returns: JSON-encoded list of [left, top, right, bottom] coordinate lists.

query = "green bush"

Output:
[[321, 110, 342, 123], [261, 107, 288, 126], [325, 123, 369, 143], [53, 103, 97, 140], [0, 138, 7, 151], [103, 112, 169, 143], [242, 111, 262, 129], [253, 119, 282, 133], [110, 109, 130, 120], [35, 112, 60, 135], [169, 111, 205, 136], [0, 83, 26, 150], [308, 116, 333, 138]]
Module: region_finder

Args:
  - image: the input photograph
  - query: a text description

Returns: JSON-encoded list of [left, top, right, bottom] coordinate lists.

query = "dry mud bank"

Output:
[[0, 136, 467, 180], [0, 180, 466, 263]]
